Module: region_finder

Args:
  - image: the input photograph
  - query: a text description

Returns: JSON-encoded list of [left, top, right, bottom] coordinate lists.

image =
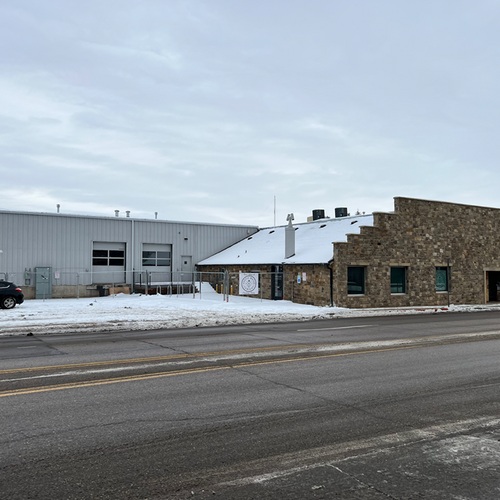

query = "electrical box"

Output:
[[35, 267, 52, 299], [24, 268, 31, 286]]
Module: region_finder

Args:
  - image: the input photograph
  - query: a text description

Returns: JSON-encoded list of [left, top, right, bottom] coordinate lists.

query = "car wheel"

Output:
[[1, 296, 16, 309]]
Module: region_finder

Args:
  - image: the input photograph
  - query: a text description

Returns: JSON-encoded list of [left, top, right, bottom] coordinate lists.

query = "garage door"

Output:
[[142, 243, 172, 283], [92, 242, 126, 284]]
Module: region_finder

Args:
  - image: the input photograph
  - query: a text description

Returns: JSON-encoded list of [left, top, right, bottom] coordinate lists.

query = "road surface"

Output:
[[1, 312, 500, 499]]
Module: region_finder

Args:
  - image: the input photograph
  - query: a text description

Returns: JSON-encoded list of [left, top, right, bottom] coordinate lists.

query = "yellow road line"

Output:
[[0, 345, 419, 398], [2, 330, 499, 377], [0, 344, 313, 374]]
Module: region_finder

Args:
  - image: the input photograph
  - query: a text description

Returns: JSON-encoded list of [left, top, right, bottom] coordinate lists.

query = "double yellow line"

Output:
[[0, 345, 417, 398], [3, 331, 498, 399]]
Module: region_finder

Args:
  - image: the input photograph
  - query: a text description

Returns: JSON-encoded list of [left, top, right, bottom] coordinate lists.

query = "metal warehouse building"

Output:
[[0, 210, 258, 299]]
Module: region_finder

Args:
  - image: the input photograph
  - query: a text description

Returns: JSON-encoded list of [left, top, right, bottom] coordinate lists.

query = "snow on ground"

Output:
[[0, 283, 499, 336]]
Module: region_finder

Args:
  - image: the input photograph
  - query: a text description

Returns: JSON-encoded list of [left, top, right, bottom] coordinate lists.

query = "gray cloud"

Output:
[[1, 0, 500, 226]]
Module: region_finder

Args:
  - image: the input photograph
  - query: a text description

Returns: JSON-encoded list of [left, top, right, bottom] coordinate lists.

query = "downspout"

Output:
[[328, 259, 334, 307]]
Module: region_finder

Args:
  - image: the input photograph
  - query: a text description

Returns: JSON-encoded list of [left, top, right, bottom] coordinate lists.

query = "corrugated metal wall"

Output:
[[0, 211, 257, 285]]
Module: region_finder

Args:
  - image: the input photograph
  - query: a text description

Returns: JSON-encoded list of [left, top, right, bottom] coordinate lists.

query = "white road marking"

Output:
[[220, 417, 500, 487], [3, 330, 500, 383], [297, 325, 372, 331], [17, 346, 40, 349]]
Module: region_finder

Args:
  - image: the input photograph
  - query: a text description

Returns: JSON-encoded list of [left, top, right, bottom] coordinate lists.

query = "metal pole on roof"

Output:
[[274, 196, 276, 226]]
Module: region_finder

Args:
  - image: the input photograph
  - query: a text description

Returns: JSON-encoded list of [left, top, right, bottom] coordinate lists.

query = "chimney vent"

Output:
[[285, 213, 295, 259]]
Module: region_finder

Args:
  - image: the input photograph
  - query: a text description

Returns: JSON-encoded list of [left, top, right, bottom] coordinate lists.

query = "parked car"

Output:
[[0, 280, 24, 309]]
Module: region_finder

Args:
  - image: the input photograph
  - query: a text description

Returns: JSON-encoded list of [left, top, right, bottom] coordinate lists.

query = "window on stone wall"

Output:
[[391, 267, 406, 294], [347, 267, 365, 295], [436, 267, 449, 291]]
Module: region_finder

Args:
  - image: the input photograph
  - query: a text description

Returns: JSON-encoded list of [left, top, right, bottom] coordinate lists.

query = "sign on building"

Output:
[[239, 272, 259, 295]]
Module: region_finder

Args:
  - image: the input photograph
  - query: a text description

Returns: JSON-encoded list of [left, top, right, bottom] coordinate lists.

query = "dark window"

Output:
[[347, 267, 365, 295], [93, 248, 125, 266], [436, 267, 449, 291], [391, 267, 406, 294]]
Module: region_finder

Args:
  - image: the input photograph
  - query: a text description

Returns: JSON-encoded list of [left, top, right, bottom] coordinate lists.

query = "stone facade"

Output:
[[199, 198, 500, 308], [332, 197, 500, 308], [198, 264, 331, 306]]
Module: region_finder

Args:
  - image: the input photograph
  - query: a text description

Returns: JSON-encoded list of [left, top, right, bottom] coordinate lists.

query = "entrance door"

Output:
[[181, 255, 193, 282], [271, 265, 283, 300], [486, 271, 500, 302]]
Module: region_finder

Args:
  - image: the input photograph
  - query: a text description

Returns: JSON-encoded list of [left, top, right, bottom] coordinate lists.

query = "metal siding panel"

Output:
[[0, 211, 257, 285]]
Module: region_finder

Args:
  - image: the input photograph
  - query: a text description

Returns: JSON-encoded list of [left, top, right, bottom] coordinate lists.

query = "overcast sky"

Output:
[[1, 1, 499, 226]]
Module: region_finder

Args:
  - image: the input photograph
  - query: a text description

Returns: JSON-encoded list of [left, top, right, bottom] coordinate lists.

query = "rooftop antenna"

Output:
[[274, 196, 276, 226]]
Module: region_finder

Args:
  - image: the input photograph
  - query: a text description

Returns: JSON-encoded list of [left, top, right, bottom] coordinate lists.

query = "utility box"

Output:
[[35, 267, 52, 299]]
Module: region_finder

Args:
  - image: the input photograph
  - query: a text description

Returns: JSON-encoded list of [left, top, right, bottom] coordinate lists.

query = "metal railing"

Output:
[[0, 269, 299, 303]]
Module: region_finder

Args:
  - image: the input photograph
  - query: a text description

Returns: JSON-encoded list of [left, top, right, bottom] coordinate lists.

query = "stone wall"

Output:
[[198, 264, 331, 306], [333, 197, 500, 308]]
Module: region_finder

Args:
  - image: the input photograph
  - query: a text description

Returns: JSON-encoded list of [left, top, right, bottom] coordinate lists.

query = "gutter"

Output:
[[328, 258, 334, 307]]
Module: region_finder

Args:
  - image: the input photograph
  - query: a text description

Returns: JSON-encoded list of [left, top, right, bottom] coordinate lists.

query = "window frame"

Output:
[[92, 249, 125, 267], [390, 267, 407, 294], [142, 250, 171, 268], [347, 266, 366, 295]]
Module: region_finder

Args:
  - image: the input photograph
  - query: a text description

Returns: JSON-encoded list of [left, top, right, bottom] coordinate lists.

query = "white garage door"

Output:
[[142, 243, 172, 283], [92, 242, 126, 284]]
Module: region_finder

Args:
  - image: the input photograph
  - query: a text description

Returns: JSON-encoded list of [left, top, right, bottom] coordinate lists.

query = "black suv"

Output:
[[0, 281, 24, 309]]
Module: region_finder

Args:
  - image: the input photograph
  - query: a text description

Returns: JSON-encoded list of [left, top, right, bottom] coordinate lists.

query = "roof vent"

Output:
[[114, 210, 119, 217], [312, 209, 325, 221], [335, 207, 348, 218]]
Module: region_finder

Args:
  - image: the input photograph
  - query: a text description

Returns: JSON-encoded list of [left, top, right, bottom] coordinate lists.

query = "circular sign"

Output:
[[241, 274, 258, 293]]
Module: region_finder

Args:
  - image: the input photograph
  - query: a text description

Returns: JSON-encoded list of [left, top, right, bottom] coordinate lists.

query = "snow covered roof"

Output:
[[198, 214, 374, 265]]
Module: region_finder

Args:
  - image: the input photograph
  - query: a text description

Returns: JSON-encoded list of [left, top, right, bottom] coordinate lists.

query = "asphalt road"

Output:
[[1, 312, 500, 499]]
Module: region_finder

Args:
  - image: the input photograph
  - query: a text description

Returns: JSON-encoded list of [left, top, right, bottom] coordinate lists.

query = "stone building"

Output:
[[198, 197, 500, 308], [197, 212, 373, 306]]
